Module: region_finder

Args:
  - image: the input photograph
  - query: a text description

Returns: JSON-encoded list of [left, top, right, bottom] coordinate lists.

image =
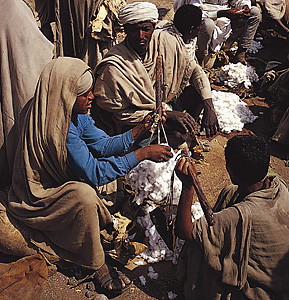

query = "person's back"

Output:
[[175, 135, 289, 299]]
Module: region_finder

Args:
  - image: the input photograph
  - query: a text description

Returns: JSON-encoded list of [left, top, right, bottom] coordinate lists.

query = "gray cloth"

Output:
[[0, 0, 53, 187], [177, 175, 289, 299], [6, 57, 112, 270]]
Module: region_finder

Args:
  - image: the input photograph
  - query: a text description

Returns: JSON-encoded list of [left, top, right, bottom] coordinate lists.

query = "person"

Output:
[[92, 2, 219, 148], [0, 0, 54, 187], [4, 57, 173, 295], [53, 0, 125, 69], [174, 0, 261, 65], [175, 134, 289, 299], [259, 59, 289, 155]]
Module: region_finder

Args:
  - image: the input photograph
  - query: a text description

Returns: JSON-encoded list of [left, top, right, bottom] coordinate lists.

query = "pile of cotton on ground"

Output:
[[212, 90, 258, 133], [126, 149, 182, 205], [219, 62, 259, 88]]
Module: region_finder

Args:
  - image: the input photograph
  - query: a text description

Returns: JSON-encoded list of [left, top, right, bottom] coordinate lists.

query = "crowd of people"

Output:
[[0, 0, 289, 299]]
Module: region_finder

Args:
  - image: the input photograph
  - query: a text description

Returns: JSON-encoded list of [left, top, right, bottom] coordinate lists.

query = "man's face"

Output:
[[73, 88, 94, 114], [125, 22, 155, 56]]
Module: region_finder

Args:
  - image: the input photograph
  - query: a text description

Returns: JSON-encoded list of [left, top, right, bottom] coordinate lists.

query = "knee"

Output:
[[200, 18, 216, 36], [71, 182, 98, 208]]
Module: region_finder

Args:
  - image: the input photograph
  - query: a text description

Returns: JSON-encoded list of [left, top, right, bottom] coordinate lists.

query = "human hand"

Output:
[[175, 156, 196, 188], [201, 98, 220, 137], [166, 111, 197, 134], [134, 144, 173, 162], [132, 108, 167, 140]]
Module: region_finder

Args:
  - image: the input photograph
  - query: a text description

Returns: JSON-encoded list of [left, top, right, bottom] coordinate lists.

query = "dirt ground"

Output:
[[2, 1, 289, 300]]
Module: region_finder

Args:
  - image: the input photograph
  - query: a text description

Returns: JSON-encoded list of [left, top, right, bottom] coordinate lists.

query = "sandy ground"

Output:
[[2, 1, 289, 300]]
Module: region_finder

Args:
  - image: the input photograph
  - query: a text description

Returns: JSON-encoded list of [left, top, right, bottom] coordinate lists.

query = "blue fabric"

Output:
[[67, 114, 138, 186]]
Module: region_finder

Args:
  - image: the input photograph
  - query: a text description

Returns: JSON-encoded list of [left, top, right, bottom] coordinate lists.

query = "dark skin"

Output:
[[217, 5, 251, 20], [175, 157, 268, 241], [74, 92, 172, 291], [125, 21, 219, 138]]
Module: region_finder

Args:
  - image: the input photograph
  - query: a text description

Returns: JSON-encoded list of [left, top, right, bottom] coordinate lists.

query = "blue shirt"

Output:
[[66, 114, 138, 187]]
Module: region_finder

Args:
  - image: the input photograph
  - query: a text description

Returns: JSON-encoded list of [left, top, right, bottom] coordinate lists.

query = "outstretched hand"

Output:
[[134, 144, 173, 162], [165, 110, 197, 134], [201, 98, 220, 137]]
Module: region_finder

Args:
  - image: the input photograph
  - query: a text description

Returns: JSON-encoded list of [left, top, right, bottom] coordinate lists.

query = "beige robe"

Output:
[[93, 29, 211, 135], [6, 57, 112, 270], [177, 175, 289, 299], [0, 0, 54, 187]]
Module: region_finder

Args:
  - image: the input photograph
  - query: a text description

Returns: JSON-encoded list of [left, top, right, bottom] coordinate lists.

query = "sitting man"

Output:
[[175, 134, 289, 299], [4, 57, 173, 295], [174, 0, 261, 65], [92, 2, 219, 147]]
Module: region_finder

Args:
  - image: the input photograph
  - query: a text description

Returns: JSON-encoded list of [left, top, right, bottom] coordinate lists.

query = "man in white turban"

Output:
[[92, 2, 219, 149]]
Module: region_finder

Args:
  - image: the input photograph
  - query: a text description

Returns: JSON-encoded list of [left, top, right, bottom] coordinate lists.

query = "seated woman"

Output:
[[5, 57, 173, 295]]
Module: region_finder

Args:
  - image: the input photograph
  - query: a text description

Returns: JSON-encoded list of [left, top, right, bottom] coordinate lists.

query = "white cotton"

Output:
[[147, 266, 159, 280], [246, 40, 263, 54], [134, 260, 144, 266], [219, 62, 259, 89], [136, 210, 174, 263], [211, 90, 258, 133], [191, 201, 204, 221], [139, 275, 146, 286], [126, 149, 182, 205], [168, 291, 178, 299]]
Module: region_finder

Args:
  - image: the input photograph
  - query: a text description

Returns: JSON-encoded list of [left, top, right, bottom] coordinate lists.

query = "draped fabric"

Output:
[[177, 175, 289, 299], [0, 0, 53, 187], [7, 57, 112, 269]]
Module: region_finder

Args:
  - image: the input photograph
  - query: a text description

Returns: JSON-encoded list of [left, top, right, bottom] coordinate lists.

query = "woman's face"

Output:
[[73, 87, 94, 114]]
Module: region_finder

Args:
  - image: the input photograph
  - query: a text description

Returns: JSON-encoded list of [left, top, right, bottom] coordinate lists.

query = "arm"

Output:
[[67, 119, 139, 186], [189, 64, 219, 137], [175, 157, 196, 240]]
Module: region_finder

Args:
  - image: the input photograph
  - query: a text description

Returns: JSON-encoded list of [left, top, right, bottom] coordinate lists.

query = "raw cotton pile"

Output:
[[211, 90, 258, 133], [134, 205, 174, 263], [219, 62, 259, 88], [126, 149, 182, 205], [246, 40, 263, 54]]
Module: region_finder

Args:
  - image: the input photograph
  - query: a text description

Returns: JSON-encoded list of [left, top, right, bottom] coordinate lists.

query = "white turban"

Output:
[[118, 2, 159, 25], [77, 70, 93, 96]]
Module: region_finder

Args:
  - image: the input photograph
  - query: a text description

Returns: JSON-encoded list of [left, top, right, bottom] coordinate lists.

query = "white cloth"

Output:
[[118, 2, 159, 24], [173, 0, 251, 52]]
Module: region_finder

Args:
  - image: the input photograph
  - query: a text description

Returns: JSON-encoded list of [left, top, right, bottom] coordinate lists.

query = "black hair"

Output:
[[173, 4, 202, 36], [225, 135, 270, 185]]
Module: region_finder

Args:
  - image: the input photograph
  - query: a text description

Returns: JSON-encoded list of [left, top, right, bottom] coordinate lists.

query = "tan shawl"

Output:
[[177, 175, 289, 299], [93, 29, 210, 134], [7, 57, 112, 269], [0, 0, 53, 187]]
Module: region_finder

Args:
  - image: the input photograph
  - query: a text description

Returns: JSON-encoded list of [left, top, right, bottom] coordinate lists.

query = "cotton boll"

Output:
[[211, 90, 258, 133], [219, 63, 259, 89], [134, 260, 144, 266], [168, 291, 178, 299], [126, 149, 183, 205], [191, 201, 204, 221], [147, 266, 159, 280], [246, 40, 263, 54], [139, 275, 146, 286]]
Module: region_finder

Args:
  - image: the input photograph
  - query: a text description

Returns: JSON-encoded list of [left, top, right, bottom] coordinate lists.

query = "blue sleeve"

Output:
[[80, 114, 135, 157], [66, 116, 139, 186]]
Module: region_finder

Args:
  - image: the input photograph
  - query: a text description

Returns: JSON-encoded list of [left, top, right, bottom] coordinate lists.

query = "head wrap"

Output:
[[118, 2, 159, 25], [77, 70, 93, 96]]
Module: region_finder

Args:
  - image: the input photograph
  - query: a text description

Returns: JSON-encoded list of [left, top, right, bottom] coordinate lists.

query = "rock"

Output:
[[85, 290, 95, 298], [93, 294, 109, 300]]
